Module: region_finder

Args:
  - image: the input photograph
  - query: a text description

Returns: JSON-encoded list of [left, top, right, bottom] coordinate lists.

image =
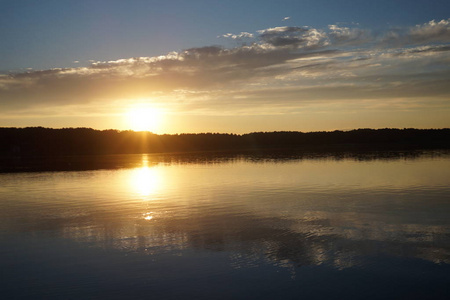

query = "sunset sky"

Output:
[[1, 0, 449, 133]]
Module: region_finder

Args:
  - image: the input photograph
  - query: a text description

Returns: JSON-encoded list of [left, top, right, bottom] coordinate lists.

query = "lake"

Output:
[[1, 151, 449, 299]]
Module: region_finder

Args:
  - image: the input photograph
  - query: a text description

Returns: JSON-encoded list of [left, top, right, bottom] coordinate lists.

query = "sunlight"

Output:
[[143, 212, 153, 220], [126, 104, 164, 132], [129, 165, 162, 197]]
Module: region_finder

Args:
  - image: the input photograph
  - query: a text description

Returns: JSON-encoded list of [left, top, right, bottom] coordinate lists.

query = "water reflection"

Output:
[[52, 194, 450, 270], [1, 151, 449, 298], [130, 166, 162, 197], [143, 212, 153, 220], [2, 149, 448, 173]]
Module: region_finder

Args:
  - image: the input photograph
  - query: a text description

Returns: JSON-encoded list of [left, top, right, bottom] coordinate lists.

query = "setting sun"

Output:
[[126, 105, 164, 132]]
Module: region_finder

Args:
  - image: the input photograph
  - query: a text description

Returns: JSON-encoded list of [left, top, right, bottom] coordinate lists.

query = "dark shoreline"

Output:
[[1, 127, 449, 172]]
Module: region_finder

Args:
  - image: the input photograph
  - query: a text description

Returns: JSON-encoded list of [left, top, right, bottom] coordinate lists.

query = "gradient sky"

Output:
[[1, 0, 449, 133]]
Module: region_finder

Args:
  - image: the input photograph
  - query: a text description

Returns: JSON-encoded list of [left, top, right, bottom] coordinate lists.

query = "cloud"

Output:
[[409, 19, 450, 44], [328, 25, 370, 45], [282, 17, 290, 21], [0, 20, 449, 117], [382, 18, 450, 46], [258, 26, 328, 48], [221, 32, 254, 40], [388, 44, 450, 58]]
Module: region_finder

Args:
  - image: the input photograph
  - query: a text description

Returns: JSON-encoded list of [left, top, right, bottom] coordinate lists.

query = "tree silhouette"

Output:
[[0, 127, 449, 157]]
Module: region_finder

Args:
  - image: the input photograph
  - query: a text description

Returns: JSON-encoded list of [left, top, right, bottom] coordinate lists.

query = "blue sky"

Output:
[[0, 0, 449, 133], [2, 0, 449, 71]]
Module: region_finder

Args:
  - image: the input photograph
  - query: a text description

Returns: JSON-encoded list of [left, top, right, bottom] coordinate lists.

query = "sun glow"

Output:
[[127, 155, 161, 197], [131, 166, 161, 197], [126, 105, 164, 132]]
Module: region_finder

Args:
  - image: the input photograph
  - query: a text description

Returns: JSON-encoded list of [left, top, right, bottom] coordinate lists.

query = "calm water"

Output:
[[1, 151, 450, 299]]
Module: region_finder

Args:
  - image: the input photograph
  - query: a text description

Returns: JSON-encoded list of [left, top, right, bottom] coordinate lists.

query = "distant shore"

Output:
[[1, 127, 449, 156]]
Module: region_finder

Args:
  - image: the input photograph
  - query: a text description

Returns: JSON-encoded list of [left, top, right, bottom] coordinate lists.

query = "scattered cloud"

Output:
[[1, 19, 449, 118]]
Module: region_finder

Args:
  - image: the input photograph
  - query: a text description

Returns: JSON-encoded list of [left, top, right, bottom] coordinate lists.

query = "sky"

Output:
[[1, 0, 449, 133]]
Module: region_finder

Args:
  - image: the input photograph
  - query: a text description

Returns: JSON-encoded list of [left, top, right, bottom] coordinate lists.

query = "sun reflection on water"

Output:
[[143, 212, 153, 220], [129, 155, 164, 198]]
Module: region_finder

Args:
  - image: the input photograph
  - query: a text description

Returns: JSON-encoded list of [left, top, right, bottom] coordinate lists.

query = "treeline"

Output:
[[0, 127, 449, 156]]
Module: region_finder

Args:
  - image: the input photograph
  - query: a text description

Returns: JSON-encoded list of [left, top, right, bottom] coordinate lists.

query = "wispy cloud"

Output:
[[221, 32, 254, 40], [328, 25, 370, 45], [1, 20, 449, 118]]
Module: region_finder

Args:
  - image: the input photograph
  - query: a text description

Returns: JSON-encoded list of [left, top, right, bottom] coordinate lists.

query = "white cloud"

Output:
[[382, 19, 450, 46], [221, 32, 254, 40], [409, 19, 450, 43], [328, 25, 370, 45]]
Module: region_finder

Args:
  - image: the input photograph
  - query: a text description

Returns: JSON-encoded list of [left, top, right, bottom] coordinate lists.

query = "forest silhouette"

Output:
[[1, 127, 449, 156]]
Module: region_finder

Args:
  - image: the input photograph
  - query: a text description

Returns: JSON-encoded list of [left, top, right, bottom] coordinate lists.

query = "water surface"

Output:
[[1, 151, 449, 299]]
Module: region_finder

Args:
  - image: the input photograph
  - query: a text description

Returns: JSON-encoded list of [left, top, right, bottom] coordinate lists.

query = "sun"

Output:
[[126, 105, 164, 132]]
